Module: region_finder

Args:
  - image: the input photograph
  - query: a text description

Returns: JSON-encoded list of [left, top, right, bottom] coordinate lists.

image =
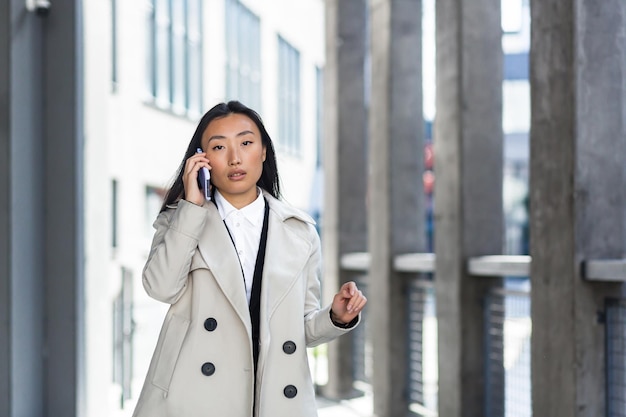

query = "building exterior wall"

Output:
[[82, 1, 324, 415]]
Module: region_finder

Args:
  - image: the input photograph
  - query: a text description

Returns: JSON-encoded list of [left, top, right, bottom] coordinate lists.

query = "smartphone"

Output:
[[196, 148, 211, 201]]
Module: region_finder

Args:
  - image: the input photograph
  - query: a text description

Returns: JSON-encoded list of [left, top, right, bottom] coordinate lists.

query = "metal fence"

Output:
[[408, 277, 438, 415], [484, 283, 531, 417], [342, 254, 626, 417], [607, 298, 626, 417], [353, 276, 370, 384]]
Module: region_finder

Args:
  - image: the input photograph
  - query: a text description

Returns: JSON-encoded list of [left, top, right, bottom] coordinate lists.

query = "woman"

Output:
[[133, 101, 367, 417]]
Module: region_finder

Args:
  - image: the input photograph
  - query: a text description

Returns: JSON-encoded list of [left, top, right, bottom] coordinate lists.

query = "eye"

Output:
[[242, 140, 253, 146], [211, 145, 224, 151]]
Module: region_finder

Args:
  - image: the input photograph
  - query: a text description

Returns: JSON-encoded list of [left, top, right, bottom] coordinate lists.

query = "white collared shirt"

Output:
[[214, 188, 265, 304]]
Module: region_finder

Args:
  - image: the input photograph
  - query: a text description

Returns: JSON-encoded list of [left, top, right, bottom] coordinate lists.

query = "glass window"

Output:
[[316, 66, 323, 167], [145, 186, 166, 237], [277, 35, 301, 156], [112, 267, 134, 406], [111, 0, 118, 90], [225, 0, 261, 111], [111, 179, 118, 248], [171, 0, 186, 113], [154, 0, 171, 107], [187, 0, 203, 117], [146, 0, 203, 116]]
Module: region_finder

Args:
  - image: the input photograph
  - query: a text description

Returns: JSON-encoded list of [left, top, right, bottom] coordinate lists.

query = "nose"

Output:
[[228, 148, 241, 166]]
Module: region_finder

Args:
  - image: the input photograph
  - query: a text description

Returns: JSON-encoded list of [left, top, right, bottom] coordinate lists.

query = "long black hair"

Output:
[[160, 101, 281, 212]]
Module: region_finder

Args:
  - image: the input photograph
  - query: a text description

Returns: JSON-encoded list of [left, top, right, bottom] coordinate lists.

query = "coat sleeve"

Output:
[[142, 199, 208, 304], [302, 226, 360, 347]]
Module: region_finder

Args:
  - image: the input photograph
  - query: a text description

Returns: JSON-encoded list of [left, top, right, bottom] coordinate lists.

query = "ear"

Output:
[[262, 145, 267, 162]]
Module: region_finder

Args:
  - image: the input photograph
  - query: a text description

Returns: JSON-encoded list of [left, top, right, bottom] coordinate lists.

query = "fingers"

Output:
[[341, 281, 367, 313], [331, 281, 367, 324], [184, 151, 211, 175], [341, 281, 357, 297], [183, 151, 211, 205], [346, 290, 366, 313]]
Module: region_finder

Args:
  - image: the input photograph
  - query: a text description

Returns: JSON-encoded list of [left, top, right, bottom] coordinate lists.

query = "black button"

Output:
[[201, 362, 215, 376], [204, 318, 218, 332], [283, 385, 297, 399], [282, 341, 296, 354]]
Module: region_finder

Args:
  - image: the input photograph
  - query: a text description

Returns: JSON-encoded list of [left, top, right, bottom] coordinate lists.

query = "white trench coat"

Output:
[[132, 192, 358, 417]]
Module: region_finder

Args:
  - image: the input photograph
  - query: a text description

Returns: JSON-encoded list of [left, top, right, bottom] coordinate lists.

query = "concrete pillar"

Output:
[[0, 1, 84, 416], [44, 1, 85, 415], [434, 0, 503, 415], [323, 0, 368, 398], [368, 0, 425, 415], [1, 2, 46, 416], [0, 1, 10, 415], [529, 0, 625, 415]]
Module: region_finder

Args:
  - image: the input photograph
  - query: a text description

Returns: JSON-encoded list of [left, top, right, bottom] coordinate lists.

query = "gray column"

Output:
[[0, 1, 84, 416], [323, 0, 368, 398], [0, 1, 10, 415], [2, 2, 46, 416], [434, 0, 503, 415], [529, 0, 625, 415], [368, 0, 425, 416], [43, 1, 85, 415]]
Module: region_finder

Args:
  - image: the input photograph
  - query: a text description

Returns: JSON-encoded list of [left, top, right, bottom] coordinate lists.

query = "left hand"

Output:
[[330, 281, 367, 325]]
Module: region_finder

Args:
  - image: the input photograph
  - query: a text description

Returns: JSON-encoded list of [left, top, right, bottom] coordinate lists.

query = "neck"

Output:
[[220, 188, 260, 209]]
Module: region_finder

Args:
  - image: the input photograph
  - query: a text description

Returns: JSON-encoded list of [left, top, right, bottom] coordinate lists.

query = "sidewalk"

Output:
[[316, 392, 373, 417]]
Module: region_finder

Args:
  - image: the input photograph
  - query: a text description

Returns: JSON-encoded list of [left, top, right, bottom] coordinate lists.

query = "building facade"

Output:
[[82, 1, 324, 415]]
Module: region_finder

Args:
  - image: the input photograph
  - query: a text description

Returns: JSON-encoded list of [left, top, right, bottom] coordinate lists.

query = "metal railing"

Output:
[[584, 259, 626, 417], [483, 286, 532, 417], [343, 253, 626, 417], [606, 298, 626, 417], [353, 275, 370, 384], [407, 277, 438, 417], [470, 256, 532, 417]]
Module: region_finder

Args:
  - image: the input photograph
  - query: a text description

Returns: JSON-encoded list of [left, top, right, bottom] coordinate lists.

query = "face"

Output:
[[200, 113, 267, 208]]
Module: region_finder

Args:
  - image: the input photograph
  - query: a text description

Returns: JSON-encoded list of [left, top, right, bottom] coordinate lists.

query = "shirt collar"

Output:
[[214, 188, 265, 227]]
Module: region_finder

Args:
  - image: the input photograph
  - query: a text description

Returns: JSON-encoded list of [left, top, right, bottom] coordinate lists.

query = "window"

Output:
[[225, 0, 261, 111], [111, 0, 118, 90], [112, 267, 134, 407], [277, 36, 301, 156], [146, 0, 203, 117], [145, 186, 166, 237], [111, 179, 118, 248], [315, 66, 323, 167]]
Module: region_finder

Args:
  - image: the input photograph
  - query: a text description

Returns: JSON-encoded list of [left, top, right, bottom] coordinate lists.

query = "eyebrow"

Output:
[[207, 130, 255, 142]]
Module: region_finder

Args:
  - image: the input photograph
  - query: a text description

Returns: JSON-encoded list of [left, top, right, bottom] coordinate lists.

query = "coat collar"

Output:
[[260, 189, 316, 226], [194, 191, 315, 333]]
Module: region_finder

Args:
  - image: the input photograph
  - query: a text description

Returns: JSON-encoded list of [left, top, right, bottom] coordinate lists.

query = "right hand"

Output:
[[183, 150, 211, 206]]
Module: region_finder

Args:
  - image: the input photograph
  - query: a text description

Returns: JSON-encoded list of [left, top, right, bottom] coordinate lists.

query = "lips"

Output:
[[228, 169, 246, 180]]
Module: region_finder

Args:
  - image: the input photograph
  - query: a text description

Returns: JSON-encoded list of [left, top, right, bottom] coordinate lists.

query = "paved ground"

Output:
[[316, 393, 373, 417]]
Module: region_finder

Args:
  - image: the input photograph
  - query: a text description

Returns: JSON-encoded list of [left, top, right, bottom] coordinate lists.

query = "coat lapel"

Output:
[[256, 199, 314, 383], [196, 202, 251, 333], [261, 208, 313, 320]]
